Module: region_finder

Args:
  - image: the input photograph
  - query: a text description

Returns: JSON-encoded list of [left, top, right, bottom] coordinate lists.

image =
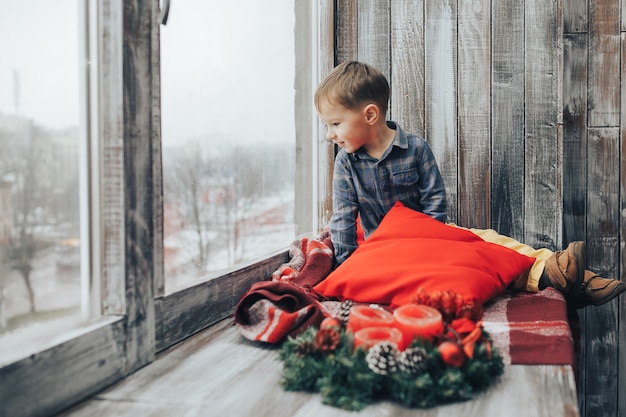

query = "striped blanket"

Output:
[[234, 235, 577, 367], [234, 231, 333, 343], [482, 288, 577, 366]]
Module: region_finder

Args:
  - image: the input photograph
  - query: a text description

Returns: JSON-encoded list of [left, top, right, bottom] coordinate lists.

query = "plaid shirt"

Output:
[[330, 122, 448, 264]]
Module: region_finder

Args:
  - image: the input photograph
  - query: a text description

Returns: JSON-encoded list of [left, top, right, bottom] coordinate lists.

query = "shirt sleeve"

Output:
[[329, 153, 359, 265], [415, 139, 448, 223]]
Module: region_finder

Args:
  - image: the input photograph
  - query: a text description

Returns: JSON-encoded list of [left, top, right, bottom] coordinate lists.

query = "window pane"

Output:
[[161, 1, 296, 292], [0, 1, 83, 358]]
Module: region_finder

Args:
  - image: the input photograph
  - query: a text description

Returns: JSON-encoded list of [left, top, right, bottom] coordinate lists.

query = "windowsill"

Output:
[[59, 317, 580, 417], [0, 314, 124, 367], [163, 247, 291, 295], [156, 248, 291, 351]]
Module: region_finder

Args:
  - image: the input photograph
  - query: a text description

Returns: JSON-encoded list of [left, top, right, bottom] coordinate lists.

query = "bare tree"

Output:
[[12, 146, 37, 311], [164, 143, 212, 272], [162, 138, 295, 275], [0, 121, 43, 313], [7, 230, 36, 312]]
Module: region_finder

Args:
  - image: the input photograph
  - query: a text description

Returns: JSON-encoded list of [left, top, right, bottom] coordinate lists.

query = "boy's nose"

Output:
[[326, 128, 335, 141]]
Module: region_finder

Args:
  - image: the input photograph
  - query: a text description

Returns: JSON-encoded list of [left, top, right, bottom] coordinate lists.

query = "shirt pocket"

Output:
[[392, 169, 419, 189]]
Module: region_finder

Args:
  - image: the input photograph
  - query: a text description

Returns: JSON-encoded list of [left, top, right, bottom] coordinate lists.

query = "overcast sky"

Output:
[[160, 1, 295, 147], [0, 0, 79, 129], [0, 1, 295, 146]]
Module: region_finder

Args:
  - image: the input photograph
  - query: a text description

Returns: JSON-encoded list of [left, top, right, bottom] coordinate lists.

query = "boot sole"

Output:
[[576, 281, 626, 309]]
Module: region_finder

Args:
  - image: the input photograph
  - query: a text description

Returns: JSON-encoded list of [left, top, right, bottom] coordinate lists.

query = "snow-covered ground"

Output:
[[163, 193, 296, 291], [0, 193, 298, 356]]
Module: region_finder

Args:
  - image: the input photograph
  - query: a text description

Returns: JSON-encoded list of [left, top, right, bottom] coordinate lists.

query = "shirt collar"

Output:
[[350, 121, 407, 161]]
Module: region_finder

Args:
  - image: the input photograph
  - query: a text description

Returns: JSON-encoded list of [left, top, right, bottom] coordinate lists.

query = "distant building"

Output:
[[0, 111, 80, 242]]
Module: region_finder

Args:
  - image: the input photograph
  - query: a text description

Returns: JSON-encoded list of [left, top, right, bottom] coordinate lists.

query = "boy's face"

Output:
[[317, 100, 372, 154]]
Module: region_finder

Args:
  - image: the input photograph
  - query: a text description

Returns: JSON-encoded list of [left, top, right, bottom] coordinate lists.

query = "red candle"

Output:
[[347, 305, 394, 334], [353, 326, 403, 350], [393, 304, 444, 349]]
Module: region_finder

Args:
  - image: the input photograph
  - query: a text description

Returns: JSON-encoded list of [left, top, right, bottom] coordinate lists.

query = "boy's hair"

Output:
[[314, 61, 389, 115]]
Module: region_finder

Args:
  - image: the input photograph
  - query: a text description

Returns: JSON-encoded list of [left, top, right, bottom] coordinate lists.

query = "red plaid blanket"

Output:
[[234, 235, 577, 367], [234, 231, 333, 343], [482, 288, 576, 366]]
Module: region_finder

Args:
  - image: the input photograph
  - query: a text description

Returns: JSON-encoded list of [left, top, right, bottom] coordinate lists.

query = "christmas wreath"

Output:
[[278, 289, 504, 411]]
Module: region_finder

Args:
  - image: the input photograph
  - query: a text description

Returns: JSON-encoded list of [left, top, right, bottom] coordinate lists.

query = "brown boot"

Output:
[[543, 241, 586, 293], [570, 271, 626, 309]]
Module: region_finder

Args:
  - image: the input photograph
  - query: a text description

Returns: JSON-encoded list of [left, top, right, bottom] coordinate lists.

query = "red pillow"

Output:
[[314, 202, 535, 307]]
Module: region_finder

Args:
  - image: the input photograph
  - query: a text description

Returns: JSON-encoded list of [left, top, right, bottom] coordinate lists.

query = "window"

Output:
[[160, 0, 297, 293], [0, 1, 326, 416], [0, 0, 85, 362]]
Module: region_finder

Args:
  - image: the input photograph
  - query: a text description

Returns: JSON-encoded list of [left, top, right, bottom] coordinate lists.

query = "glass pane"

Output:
[[0, 1, 83, 358], [161, 1, 296, 292]]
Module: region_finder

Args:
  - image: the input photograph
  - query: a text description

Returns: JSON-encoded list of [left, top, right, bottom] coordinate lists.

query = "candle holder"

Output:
[[346, 305, 394, 334], [353, 326, 403, 350], [393, 304, 444, 349]]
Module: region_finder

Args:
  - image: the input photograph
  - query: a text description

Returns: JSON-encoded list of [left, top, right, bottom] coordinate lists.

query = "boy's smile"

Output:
[[317, 100, 372, 154], [317, 99, 396, 159]]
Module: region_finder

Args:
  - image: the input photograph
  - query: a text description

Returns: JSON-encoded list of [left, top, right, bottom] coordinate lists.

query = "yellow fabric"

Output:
[[449, 224, 554, 293]]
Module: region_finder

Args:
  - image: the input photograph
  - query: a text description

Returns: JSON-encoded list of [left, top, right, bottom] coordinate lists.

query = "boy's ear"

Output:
[[363, 104, 380, 124]]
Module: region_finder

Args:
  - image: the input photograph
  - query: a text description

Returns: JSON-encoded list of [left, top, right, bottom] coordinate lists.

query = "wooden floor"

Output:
[[57, 318, 580, 417]]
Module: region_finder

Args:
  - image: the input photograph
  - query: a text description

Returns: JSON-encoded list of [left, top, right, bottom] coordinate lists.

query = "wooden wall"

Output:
[[331, 0, 625, 415]]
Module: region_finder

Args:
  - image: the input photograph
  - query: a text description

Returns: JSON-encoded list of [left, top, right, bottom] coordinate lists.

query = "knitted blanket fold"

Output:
[[234, 230, 334, 343], [234, 231, 577, 368], [482, 288, 576, 366]]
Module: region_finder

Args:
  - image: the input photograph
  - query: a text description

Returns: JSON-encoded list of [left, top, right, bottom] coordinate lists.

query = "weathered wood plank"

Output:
[[523, 0, 562, 251], [122, 0, 156, 373], [295, 0, 315, 235], [155, 250, 289, 351], [58, 319, 579, 417], [336, 0, 358, 64], [0, 318, 126, 417], [390, 0, 426, 136], [457, 0, 490, 229], [563, 0, 588, 33], [318, 0, 335, 226], [358, 0, 391, 80], [582, 4, 621, 415], [582, 127, 620, 417], [619, 30, 626, 417], [562, 34, 588, 246], [101, 0, 126, 316], [561, 23, 587, 403], [588, 0, 620, 128], [152, 1, 165, 298], [424, 0, 458, 224], [490, 0, 525, 240]]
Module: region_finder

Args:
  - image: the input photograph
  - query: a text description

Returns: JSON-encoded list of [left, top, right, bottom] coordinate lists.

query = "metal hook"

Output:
[[160, 0, 170, 25]]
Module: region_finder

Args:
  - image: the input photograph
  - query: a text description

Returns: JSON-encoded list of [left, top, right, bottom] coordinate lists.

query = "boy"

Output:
[[315, 60, 625, 309]]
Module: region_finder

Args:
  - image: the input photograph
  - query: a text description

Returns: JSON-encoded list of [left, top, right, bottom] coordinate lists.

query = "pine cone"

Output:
[[338, 299, 354, 323], [457, 299, 483, 322], [366, 342, 399, 375], [414, 287, 430, 305], [398, 346, 428, 374], [314, 328, 341, 353]]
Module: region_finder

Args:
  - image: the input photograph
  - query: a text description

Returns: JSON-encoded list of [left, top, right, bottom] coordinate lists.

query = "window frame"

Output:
[[0, 1, 333, 416], [153, 0, 334, 350]]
